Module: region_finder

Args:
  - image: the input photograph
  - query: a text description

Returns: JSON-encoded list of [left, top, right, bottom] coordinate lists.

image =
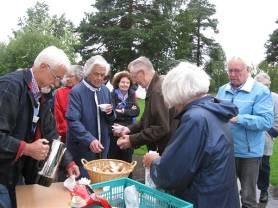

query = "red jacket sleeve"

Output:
[[54, 88, 69, 139]]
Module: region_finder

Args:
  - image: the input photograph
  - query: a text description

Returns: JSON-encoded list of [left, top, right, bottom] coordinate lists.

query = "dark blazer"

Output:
[[128, 72, 176, 154], [0, 69, 73, 188]]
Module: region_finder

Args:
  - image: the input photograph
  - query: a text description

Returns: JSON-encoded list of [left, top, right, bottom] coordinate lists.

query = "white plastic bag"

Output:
[[145, 151, 157, 188], [124, 185, 139, 208], [145, 167, 156, 188]]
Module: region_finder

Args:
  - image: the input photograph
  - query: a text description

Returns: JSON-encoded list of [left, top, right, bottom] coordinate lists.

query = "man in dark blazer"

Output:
[[116, 56, 176, 155]]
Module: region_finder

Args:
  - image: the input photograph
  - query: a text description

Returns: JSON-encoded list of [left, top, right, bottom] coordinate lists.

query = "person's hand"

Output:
[[131, 105, 137, 110], [89, 139, 104, 153], [112, 123, 130, 137], [143, 152, 160, 168], [117, 135, 131, 149], [66, 162, 80, 178], [103, 104, 113, 114], [115, 109, 124, 113], [229, 116, 238, 123], [23, 138, 50, 161]]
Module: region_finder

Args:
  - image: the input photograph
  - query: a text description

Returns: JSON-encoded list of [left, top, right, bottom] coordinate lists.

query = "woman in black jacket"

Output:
[[109, 71, 140, 162]]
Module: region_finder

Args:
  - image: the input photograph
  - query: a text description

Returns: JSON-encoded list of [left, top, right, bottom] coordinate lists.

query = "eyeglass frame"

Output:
[[47, 65, 63, 82], [227, 68, 244, 74]]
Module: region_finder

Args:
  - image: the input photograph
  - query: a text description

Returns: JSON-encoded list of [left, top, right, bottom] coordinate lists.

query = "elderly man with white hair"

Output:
[[143, 62, 240, 208], [0, 46, 80, 208], [217, 57, 273, 208], [255, 72, 278, 203], [66, 55, 116, 177], [116, 56, 177, 155]]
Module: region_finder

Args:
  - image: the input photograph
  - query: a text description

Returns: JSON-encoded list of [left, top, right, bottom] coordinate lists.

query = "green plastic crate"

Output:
[[90, 177, 193, 208]]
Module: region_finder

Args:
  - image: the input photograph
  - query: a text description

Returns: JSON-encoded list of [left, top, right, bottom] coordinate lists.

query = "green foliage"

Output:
[[78, 0, 187, 73], [258, 61, 278, 92], [0, 2, 78, 74], [136, 98, 145, 122], [265, 19, 278, 64], [134, 98, 147, 156], [5, 31, 61, 71], [185, 0, 218, 66], [0, 43, 11, 75], [205, 43, 228, 93], [270, 139, 278, 186]]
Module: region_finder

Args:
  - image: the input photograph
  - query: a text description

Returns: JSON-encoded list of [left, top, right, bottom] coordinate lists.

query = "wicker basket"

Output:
[[81, 159, 137, 184]]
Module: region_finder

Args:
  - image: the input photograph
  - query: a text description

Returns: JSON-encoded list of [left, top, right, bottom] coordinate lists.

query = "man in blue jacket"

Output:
[[217, 57, 274, 208]]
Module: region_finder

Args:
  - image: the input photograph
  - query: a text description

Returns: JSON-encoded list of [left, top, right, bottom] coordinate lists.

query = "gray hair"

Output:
[[69, 65, 84, 81], [83, 55, 110, 77], [227, 57, 248, 70], [162, 62, 210, 108], [128, 56, 155, 73], [33, 46, 71, 71], [254, 71, 271, 87]]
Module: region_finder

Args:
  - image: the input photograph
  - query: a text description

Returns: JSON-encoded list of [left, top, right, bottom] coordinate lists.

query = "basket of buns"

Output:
[[81, 159, 137, 183]]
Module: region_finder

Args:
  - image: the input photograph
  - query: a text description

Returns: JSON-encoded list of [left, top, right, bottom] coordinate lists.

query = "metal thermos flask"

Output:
[[36, 137, 66, 187]]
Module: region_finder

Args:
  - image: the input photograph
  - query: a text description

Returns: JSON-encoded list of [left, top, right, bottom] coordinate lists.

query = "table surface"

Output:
[[16, 182, 71, 208]]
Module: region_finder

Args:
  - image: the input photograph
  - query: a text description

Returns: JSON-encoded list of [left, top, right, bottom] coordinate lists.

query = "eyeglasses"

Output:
[[48, 65, 63, 82], [228, 68, 243, 74]]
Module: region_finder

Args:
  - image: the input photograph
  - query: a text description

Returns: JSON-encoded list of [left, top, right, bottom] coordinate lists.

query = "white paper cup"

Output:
[[98, 104, 111, 112]]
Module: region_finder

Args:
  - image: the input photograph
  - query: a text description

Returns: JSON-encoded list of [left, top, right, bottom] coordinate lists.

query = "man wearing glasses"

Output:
[[0, 46, 80, 208], [115, 56, 177, 155], [217, 57, 273, 208]]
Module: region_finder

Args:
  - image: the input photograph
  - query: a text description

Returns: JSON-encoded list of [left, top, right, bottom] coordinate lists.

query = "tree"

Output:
[[16, 2, 78, 61], [265, 19, 278, 65], [4, 31, 61, 71], [175, 0, 218, 66], [204, 43, 228, 93], [78, 0, 186, 73], [0, 2, 79, 74]]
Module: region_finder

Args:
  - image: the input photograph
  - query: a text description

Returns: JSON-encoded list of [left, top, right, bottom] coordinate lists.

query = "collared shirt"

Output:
[[30, 68, 41, 103]]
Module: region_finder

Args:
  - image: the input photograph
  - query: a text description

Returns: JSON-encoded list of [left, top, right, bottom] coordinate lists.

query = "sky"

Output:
[[0, 0, 277, 66]]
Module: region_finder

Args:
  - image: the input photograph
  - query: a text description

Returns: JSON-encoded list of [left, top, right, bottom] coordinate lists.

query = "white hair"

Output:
[[128, 56, 154, 73], [254, 71, 271, 87], [227, 56, 249, 70], [162, 62, 210, 108], [83, 55, 110, 77], [33, 46, 71, 71], [69, 65, 84, 81]]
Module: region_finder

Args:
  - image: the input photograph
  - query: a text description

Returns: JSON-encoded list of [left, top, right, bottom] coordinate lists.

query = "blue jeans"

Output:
[[257, 155, 270, 193], [0, 184, 12, 208]]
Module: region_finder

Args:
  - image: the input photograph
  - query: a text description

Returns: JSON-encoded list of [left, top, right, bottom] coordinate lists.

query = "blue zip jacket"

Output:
[[151, 95, 240, 208], [217, 77, 274, 158]]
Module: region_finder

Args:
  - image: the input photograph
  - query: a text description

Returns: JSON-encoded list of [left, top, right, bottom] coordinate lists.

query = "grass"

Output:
[[134, 99, 148, 156], [270, 139, 278, 186]]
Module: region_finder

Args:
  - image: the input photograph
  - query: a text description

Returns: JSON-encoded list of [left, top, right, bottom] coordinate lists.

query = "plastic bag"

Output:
[[124, 185, 139, 208]]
